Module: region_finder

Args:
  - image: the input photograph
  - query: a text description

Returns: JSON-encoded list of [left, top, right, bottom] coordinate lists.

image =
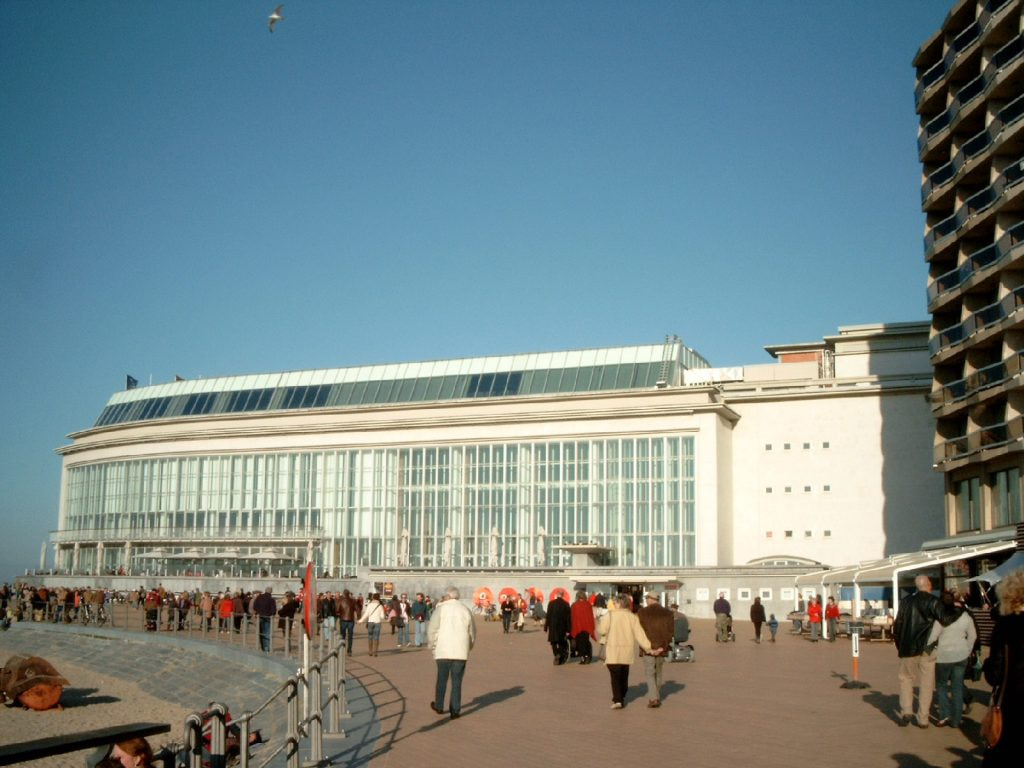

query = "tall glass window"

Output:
[[63, 435, 697, 573], [992, 467, 1022, 527], [955, 477, 981, 532]]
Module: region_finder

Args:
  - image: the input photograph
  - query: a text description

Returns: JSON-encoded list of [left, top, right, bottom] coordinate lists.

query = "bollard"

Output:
[[840, 627, 870, 689]]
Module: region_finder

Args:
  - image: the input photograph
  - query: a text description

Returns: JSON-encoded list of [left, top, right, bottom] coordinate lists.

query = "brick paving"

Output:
[[1, 611, 992, 768]]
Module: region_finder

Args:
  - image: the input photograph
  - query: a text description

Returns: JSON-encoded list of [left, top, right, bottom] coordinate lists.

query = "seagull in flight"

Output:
[[268, 5, 284, 33]]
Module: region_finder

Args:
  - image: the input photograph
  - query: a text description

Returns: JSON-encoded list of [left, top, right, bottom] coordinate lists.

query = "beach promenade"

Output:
[[0, 611, 989, 767]]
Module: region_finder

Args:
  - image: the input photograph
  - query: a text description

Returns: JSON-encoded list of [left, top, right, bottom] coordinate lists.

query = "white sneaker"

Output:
[[610, 702, 623, 709]]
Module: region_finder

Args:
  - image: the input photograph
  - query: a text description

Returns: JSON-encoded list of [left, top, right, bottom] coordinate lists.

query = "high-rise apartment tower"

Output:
[[916, 0, 1024, 538]]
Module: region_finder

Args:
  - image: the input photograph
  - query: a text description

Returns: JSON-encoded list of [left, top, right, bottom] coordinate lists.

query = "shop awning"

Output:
[[794, 540, 1016, 616]]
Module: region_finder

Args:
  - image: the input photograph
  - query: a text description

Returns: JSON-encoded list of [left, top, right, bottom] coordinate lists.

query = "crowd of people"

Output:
[[893, 570, 1023, 767]]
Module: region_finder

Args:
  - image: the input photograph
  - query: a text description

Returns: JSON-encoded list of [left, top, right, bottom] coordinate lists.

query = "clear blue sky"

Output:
[[0, 1, 947, 577]]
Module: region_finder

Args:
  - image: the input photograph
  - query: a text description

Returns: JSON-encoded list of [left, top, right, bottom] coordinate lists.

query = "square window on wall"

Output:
[[737, 588, 752, 601], [823, 485, 831, 492], [803, 443, 810, 449], [765, 531, 773, 538], [824, 530, 832, 537], [822, 441, 830, 449], [784, 530, 793, 538], [804, 530, 812, 537], [784, 443, 791, 450], [759, 588, 772, 600], [765, 444, 772, 451], [765, 487, 773, 494], [784, 486, 792, 493], [803, 486, 811, 493]]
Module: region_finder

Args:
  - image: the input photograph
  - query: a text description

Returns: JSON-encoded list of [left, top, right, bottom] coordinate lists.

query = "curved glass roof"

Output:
[[94, 339, 709, 428]]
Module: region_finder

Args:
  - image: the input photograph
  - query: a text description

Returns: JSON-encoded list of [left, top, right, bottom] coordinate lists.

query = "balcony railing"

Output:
[[926, 220, 1024, 305], [918, 30, 1024, 154], [922, 92, 1024, 203], [930, 352, 1024, 406], [915, 0, 1016, 104], [935, 413, 1024, 464], [924, 154, 1024, 256], [929, 284, 1024, 356]]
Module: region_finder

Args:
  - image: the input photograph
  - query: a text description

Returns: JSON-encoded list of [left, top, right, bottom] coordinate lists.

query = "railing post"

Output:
[[208, 702, 227, 768], [308, 662, 323, 764], [237, 712, 251, 768], [183, 712, 204, 768], [287, 678, 300, 768], [327, 649, 340, 735]]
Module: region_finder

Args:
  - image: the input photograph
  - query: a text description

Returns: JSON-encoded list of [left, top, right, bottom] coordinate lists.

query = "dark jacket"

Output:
[[982, 611, 1023, 767], [252, 591, 276, 618], [637, 603, 674, 654], [893, 589, 962, 658], [750, 601, 767, 624], [544, 597, 571, 642]]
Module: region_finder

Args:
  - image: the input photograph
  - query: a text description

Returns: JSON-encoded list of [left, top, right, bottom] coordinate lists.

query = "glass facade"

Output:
[[94, 362, 670, 428], [62, 435, 697, 573]]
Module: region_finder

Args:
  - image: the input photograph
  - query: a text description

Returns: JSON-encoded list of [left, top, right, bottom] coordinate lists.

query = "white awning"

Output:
[[793, 540, 1016, 616]]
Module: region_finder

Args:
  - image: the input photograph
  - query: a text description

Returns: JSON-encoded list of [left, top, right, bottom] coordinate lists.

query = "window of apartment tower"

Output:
[[955, 477, 982, 533], [992, 467, 1022, 527]]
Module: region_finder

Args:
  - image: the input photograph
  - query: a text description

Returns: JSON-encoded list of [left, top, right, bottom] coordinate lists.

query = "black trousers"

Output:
[[574, 631, 592, 661], [550, 638, 569, 664], [607, 664, 630, 704]]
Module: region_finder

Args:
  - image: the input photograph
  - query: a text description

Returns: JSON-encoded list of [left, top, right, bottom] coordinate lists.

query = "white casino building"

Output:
[[45, 322, 942, 617]]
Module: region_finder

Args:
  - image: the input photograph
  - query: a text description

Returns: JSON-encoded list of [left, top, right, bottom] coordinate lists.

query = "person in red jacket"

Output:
[[824, 596, 841, 642], [807, 596, 823, 643], [570, 590, 597, 664]]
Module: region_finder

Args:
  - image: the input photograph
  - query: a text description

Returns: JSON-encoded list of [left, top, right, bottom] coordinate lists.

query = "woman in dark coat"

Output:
[[750, 596, 767, 643], [982, 568, 1024, 767]]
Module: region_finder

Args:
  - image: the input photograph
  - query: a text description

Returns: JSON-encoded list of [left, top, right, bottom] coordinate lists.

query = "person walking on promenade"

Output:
[[981, 567, 1024, 766], [767, 613, 779, 642], [930, 589, 975, 728], [396, 593, 411, 648], [337, 589, 356, 656], [825, 596, 841, 641], [500, 595, 515, 633], [637, 592, 673, 708], [544, 592, 572, 665], [410, 592, 429, 647], [278, 591, 298, 647], [358, 592, 387, 657], [252, 587, 277, 653], [893, 574, 963, 728], [598, 593, 661, 709], [750, 596, 766, 643], [570, 590, 596, 664], [713, 592, 731, 643], [807, 596, 823, 642], [428, 586, 476, 720]]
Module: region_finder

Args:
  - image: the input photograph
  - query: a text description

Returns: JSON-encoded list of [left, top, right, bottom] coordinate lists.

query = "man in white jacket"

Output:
[[428, 586, 477, 720]]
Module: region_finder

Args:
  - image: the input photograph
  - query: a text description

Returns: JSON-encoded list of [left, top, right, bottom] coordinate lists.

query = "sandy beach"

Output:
[[0, 646, 190, 768]]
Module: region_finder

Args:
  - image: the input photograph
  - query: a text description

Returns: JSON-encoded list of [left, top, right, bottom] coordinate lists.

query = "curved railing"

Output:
[[934, 415, 1024, 464], [915, 0, 1014, 105], [929, 352, 1024, 407], [927, 222, 1024, 306], [922, 92, 1024, 203], [929, 284, 1024, 357], [918, 30, 1024, 155], [924, 154, 1024, 255]]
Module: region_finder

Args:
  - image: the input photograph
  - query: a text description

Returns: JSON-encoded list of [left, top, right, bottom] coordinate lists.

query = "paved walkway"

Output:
[[1, 612, 991, 767]]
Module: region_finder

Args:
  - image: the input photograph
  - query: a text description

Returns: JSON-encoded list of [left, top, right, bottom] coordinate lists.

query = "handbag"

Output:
[[982, 647, 1010, 748]]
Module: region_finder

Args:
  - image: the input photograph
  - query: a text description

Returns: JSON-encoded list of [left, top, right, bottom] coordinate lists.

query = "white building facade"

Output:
[[45, 323, 942, 615]]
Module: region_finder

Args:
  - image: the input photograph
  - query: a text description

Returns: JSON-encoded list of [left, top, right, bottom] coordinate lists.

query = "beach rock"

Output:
[[0, 654, 69, 710]]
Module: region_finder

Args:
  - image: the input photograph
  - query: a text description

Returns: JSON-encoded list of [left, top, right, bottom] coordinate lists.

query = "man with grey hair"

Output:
[[428, 587, 476, 720], [892, 574, 963, 727]]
